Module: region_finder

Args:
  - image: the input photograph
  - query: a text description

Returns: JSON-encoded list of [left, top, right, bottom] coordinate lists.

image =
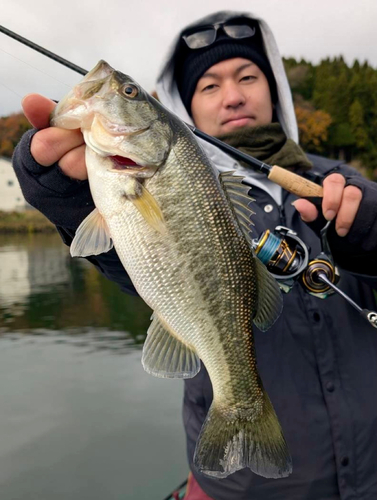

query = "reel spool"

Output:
[[253, 226, 309, 293]]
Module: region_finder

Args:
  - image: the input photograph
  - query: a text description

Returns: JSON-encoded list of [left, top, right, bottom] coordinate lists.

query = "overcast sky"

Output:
[[1, 0, 376, 117]]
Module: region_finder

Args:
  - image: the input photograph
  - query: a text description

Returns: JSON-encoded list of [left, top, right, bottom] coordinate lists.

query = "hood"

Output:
[[155, 10, 298, 153]]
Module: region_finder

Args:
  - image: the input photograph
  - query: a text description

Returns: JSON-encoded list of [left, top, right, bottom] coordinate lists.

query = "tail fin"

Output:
[[193, 392, 292, 479]]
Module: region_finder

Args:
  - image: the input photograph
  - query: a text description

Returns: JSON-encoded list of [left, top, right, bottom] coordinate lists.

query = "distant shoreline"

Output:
[[0, 210, 56, 233]]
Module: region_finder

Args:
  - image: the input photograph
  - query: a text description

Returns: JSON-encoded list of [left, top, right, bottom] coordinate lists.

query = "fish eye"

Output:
[[122, 84, 139, 98]]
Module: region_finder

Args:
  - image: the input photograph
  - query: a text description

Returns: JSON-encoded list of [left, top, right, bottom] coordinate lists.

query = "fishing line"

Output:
[[0, 46, 73, 88], [0, 80, 23, 100]]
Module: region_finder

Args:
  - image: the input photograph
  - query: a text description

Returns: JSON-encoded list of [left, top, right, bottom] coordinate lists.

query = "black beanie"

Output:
[[176, 23, 278, 115]]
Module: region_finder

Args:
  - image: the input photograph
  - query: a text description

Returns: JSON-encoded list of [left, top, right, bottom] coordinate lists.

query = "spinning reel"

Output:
[[252, 222, 377, 328]]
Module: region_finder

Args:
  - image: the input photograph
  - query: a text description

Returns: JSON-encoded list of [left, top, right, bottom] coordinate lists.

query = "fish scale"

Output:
[[91, 124, 263, 407]]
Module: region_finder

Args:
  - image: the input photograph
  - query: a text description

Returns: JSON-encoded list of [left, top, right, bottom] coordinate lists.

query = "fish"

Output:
[[51, 60, 292, 479]]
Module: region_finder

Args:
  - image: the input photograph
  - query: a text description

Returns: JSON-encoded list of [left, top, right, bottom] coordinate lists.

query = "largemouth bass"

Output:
[[51, 60, 292, 479]]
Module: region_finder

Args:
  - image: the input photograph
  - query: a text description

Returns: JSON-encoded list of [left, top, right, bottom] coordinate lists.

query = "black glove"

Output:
[[341, 176, 377, 252], [306, 175, 377, 276], [12, 129, 94, 230]]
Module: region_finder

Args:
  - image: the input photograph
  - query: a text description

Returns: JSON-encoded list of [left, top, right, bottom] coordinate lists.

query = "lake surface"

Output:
[[0, 233, 188, 500]]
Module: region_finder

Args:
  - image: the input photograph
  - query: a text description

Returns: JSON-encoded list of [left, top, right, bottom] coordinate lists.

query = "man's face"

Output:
[[191, 57, 274, 136]]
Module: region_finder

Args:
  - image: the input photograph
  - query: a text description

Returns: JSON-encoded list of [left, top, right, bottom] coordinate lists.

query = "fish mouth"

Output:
[[109, 155, 145, 172], [83, 126, 148, 173]]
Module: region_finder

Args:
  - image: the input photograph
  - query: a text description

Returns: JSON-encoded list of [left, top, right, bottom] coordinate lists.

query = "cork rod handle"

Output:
[[268, 165, 323, 197]]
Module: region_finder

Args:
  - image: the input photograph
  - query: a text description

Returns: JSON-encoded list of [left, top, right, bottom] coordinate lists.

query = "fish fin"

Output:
[[219, 171, 255, 243], [194, 391, 292, 479], [127, 181, 167, 235], [253, 257, 283, 331], [70, 208, 113, 257], [142, 313, 200, 379]]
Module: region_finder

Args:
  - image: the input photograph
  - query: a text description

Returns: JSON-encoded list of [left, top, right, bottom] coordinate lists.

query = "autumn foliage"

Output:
[[285, 57, 377, 179], [0, 113, 32, 158], [295, 107, 332, 150]]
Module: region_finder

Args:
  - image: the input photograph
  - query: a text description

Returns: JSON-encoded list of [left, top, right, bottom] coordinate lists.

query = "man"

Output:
[[13, 10, 377, 500]]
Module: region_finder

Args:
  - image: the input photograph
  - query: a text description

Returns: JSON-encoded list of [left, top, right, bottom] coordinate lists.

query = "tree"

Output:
[[295, 106, 332, 152], [349, 99, 368, 150], [284, 59, 315, 101], [0, 113, 32, 158]]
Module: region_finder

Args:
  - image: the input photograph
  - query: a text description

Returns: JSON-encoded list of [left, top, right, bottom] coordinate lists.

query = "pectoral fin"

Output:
[[125, 180, 167, 235], [70, 208, 113, 257], [142, 313, 200, 379]]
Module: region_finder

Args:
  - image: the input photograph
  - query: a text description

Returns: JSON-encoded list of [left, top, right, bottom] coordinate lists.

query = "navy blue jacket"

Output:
[[13, 130, 377, 500]]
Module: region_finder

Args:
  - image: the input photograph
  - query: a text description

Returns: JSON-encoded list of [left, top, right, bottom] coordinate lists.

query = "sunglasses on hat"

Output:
[[182, 21, 257, 50]]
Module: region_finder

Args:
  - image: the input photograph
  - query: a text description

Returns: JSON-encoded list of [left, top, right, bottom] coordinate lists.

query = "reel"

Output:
[[253, 226, 309, 293], [252, 225, 338, 297], [252, 223, 377, 328]]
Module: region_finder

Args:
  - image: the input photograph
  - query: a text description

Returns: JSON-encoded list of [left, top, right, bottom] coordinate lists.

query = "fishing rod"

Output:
[[0, 25, 87, 75], [0, 24, 323, 199], [187, 125, 323, 197], [2, 25, 376, 328]]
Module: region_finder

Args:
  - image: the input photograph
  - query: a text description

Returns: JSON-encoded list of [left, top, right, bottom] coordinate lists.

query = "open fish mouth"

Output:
[[109, 155, 145, 171], [87, 116, 150, 172], [83, 128, 147, 173]]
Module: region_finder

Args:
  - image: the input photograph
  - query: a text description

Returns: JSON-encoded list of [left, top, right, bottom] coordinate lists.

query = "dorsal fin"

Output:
[[219, 171, 255, 245]]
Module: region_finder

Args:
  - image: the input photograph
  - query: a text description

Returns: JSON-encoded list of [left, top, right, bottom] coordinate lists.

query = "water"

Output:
[[0, 233, 188, 500]]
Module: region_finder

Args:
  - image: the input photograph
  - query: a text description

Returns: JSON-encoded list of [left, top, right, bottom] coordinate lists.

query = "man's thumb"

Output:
[[21, 93, 56, 129]]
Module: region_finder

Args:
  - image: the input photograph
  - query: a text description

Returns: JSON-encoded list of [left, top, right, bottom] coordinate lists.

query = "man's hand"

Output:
[[22, 93, 87, 180], [293, 173, 362, 237]]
